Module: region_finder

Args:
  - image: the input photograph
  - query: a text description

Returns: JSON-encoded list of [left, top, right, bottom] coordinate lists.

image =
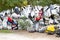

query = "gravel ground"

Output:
[[0, 30, 60, 40]]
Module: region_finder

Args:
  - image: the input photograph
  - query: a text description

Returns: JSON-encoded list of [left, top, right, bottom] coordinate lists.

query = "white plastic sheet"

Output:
[[2, 17, 7, 28], [11, 13, 20, 18]]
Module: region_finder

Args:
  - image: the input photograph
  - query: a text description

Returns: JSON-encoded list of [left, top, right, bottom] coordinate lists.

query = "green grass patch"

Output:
[[0, 30, 12, 33]]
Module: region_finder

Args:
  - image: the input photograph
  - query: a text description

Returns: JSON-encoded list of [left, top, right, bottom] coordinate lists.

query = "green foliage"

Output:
[[20, 16, 27, 20], [0, 0, 28, 11], [18, 19, 31, 30], [38, 0, 53, 6], [0, 0, 60, 11]]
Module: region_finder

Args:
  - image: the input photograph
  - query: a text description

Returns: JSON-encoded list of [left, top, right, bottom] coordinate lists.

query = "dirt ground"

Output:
[[0, 30, 60, 40], [11, 30, 60, 40]]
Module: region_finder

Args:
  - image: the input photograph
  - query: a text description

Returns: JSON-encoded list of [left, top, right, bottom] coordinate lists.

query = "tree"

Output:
[[0, 0, 28, 11], [0, 0, 60, 11]]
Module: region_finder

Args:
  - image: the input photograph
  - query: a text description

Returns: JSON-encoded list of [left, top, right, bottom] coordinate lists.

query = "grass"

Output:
[[0, 30, 13, 33]]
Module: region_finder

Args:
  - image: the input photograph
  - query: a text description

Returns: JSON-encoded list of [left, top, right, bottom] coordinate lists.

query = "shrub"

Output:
[[18, 19, 31, 30]]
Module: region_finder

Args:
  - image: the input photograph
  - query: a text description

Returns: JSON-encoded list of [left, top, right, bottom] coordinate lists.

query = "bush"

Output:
[[18, 19, 31, 30]]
